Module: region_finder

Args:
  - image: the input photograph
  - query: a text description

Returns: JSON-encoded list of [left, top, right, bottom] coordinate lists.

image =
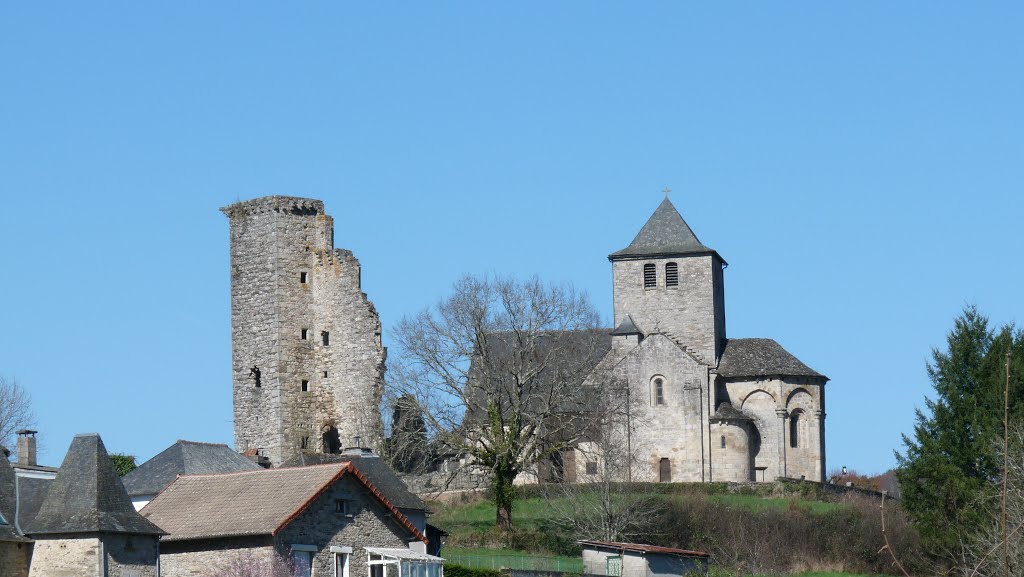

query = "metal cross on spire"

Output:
[[662, 187, 671, 199]]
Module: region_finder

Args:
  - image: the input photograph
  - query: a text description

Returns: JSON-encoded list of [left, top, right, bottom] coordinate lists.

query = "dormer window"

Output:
[[643, 263, 656, 289], [666, 262, 678, 287]]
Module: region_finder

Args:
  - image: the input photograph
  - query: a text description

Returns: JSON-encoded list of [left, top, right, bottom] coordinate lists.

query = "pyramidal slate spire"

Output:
[[609, 197, 724, 262], [25, 433, 164, 536]]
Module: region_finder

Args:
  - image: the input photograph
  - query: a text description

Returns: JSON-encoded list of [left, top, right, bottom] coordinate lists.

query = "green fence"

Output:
[[444, 553, 584, 574]]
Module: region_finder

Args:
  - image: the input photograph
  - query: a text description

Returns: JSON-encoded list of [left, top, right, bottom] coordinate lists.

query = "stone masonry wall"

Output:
[[224, 196, 386, 466], [276, 474, 415, 577], [710, 421, 752, 482], [611, 334, 709, 482], [0, 541, 31, 577], [721, 377, 826, 482], [611, 254, 725, 364], [28, 537, 101, 577], [103, 534, 159, 577], [159, 538, 275, 577]]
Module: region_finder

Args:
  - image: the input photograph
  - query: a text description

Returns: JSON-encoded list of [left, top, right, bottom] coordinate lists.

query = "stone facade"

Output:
[[565, 198, 828, 484], [27, 537, 102, 577], [0, 541, 32, 577], [158, 475, 418, 577], [223, 196, 387, 466]]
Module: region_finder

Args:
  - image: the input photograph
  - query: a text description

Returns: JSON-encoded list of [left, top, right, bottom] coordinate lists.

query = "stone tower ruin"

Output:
[[222, 196, 386, 467]]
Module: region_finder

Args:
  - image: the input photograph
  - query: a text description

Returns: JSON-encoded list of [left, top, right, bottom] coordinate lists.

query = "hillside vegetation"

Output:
[[430, 482, 923, 577]]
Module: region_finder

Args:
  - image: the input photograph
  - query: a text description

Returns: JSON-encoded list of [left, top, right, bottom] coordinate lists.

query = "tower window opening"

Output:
[[643, 263, 656, 289], [720, 435, 726, 448], [300, 436, 310, 450], [322, 331, 330, 346], [300, 272, 308, 284], [666, 262, 679, 287], [654, 378, 665, 406], [301, 328, 308, 340], [301, 379, 309, 392], [323, 370, 328, 378]]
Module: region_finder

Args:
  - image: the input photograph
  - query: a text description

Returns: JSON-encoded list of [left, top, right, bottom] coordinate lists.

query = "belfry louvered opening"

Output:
[[643, 263, 656, 288], [666, 262, 679, 287]]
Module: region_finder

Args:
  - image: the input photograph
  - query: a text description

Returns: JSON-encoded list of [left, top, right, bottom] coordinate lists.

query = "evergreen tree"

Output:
[[896, 306, 1023, 564]]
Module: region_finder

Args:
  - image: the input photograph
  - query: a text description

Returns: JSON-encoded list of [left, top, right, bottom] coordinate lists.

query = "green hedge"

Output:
[[444, 564, 502, 577]]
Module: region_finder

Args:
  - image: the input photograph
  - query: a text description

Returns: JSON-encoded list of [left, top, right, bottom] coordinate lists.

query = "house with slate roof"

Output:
[[281, 447, 449, 556], [570, 197, 829, 483], [141, 462, 442, 577], [24, 433, 166, 577], [122, 439, 261, 510]]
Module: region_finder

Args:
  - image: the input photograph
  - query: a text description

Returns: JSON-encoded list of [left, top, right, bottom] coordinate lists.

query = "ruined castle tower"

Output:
[[222, 196, 386, 467]]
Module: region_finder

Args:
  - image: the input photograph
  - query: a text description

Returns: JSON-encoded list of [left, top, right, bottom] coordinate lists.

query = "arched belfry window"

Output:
[[665, 262, 678, 287], [790, 410, 802, 448], [643, 263, 656, 289]]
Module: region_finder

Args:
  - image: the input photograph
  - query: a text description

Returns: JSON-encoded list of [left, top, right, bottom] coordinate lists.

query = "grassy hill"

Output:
[[429, 482, 921, 577]]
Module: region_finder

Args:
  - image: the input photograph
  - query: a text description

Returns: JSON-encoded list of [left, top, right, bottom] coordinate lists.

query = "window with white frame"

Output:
[[291, 545, 317, 577], [331, 546, 352, 577]]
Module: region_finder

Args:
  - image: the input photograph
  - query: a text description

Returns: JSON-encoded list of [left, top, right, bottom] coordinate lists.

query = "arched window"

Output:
[[665, 262, 678, 287], [643, 263, 656, 288], [654, 377, 665, 406], [790, 411, 802, 448]]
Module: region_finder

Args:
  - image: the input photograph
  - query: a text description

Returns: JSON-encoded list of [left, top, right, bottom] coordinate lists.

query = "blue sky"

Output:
[[1, 3, 1021, 473]]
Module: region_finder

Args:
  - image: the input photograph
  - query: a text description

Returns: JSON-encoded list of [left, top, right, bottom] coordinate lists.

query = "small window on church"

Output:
[[643, 263, 656, 289], [300, 272, 308, 284], [721, 435, 726, 449], [790, 411, 801, 448], [666, 262, 678, 287], [322, 331, 330, 346], [654, 378, 665, 405], [301, 379, 309, 392]]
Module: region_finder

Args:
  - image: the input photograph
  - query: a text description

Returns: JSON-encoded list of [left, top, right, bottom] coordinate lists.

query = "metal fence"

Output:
[[444, 553, 584, 573]]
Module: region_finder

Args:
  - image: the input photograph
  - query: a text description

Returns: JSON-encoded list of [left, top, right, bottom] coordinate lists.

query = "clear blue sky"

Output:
[[1, 3, 1021, 474]]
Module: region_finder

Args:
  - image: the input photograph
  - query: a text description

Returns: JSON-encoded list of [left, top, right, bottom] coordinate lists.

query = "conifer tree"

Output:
[[896, 306, 1023, 565]]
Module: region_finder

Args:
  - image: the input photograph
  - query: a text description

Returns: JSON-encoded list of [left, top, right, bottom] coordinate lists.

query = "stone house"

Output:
[[0, 447, 33, 577], [281, 448, 448, 557], [140, 462, 442, 577], [122, 439, 261, 510], [23, 433, 166, 577], [579, 540, 709, 577]]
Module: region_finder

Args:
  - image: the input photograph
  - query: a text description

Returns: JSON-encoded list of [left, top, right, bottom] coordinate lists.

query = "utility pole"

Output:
[[1003, 350, 1011, 577], [626, 383, 632, 484]]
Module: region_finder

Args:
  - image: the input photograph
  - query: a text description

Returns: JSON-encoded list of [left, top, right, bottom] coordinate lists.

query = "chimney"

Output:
[[16, 429, 37, 467]]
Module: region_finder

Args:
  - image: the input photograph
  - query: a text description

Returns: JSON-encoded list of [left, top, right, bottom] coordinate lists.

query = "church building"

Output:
[[580, 197, 828, 483]]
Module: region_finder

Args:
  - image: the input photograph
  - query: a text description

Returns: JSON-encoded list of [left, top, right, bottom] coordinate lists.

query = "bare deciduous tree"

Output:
[[964, 424, 1024, 577], [0, 376, 35, 457], [388, 275, 608, 531], [543, 388, 661, 542]]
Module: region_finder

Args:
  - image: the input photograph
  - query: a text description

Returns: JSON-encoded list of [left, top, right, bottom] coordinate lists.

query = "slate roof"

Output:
[[710, 402, 753, 422], [609, 198, 724, 262], [717, 338, 826, 379], [25, 434, 165, 536], [279, 452, 426, 511], [578, 540, 710, 558], [122, 440, 261, 497], [141, 463, 426, 544], [13, 476, 52, 530], [610, 315, 642, 336]]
